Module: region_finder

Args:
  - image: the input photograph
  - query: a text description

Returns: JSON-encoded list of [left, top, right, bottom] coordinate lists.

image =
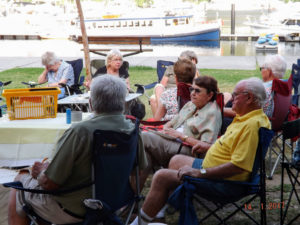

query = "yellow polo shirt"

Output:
[[202, 109, 271, 181]]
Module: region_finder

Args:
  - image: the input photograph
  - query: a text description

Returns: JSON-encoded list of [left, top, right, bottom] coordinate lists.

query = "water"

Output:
[[0, 39, 298, 58]]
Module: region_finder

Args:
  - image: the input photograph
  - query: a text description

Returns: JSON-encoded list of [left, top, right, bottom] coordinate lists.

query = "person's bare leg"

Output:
[[142, 169, 180, 218], [8, 174, 30, 225], [168, 154, 195, 170], [149, 95, 157, 117]]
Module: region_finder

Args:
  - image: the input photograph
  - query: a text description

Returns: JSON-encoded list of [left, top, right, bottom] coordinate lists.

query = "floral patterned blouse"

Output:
[[160, 87, 178, 121]]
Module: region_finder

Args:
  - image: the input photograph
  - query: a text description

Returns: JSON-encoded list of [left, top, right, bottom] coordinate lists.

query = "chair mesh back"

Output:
[[92, 123, 139, 211], [250, 127, 274, 181], [66, 59, 83, 85], [177, 82, 191, 110], [157, 60, 174, 82], [270, 79, 292, 132], [292, 63, 300, 106]]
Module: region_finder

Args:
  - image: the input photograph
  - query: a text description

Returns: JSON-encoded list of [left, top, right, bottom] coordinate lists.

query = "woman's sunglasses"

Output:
[[189, 87, 201, 93]]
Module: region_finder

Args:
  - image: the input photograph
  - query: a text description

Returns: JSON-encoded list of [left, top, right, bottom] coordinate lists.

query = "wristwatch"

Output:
[[200, 168, 207, 175]]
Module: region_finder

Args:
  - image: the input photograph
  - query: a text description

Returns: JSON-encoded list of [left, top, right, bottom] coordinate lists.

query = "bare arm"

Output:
[[178, 162, 245, 180], [38, 68, 48, 84], [125, 78, 130, 89], [154, 101, 167, 121], [160, 76, 169, 87]]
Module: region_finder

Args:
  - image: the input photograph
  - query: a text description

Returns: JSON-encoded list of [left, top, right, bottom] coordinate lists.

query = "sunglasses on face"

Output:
[[189, 87, 202, 94]]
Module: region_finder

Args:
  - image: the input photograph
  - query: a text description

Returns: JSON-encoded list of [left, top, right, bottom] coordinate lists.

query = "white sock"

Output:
[[130, 209, 153, 225], [155, 204, 168, 218]]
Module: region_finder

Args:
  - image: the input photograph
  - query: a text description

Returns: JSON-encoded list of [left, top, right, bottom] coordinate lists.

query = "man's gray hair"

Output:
[[41, 51, 60, 66], [90, 75, 127, 114], [262, 54, 287, 79], [236, 77, 266, 107], [105, 48, 123, 66], [179, 50, 198, 64]]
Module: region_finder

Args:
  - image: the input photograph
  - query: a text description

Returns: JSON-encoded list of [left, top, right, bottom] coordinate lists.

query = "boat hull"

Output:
[[150, 28, 220, 44]]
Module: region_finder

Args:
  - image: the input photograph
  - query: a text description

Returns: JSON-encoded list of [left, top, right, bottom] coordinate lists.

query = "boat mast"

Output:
[[75, 0, 91, 86]]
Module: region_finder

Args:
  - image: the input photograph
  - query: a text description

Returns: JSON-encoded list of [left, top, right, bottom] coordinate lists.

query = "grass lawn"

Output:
[[0, 66, 291, 119]]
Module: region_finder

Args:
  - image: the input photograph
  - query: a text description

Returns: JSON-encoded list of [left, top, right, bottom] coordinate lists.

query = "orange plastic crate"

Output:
[[2, 87, 61, 120]]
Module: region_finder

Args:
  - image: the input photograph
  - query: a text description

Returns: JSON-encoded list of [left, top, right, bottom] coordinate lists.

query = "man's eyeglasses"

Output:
[[231, 91, 249, 98], [189, 87, 201, 94], [111, 59, 123, 62]]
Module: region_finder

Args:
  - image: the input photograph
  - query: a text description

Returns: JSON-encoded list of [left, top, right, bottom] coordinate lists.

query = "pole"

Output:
[[75, 0, 91, 84], [231, 4, 235, 35]]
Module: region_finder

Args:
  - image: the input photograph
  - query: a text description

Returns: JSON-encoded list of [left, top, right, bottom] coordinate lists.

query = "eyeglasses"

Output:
[[231, 91, 249, 98], [111, 59, 123, 62], [189, 87, 202, 94], [260, 67, 267, 71]]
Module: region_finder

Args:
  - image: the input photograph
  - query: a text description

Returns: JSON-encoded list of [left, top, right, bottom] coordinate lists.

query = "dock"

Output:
[[0, 33, 299, 42]]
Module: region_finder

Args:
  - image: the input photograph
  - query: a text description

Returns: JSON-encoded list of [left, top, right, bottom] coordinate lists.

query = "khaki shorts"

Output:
[[16, 174, 82, 224]]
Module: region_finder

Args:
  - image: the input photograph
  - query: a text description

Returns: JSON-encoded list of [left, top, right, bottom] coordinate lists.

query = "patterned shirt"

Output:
[[160, 87, 178, 121], [47, 60, 74, 86], [263, 80, 273, 118]]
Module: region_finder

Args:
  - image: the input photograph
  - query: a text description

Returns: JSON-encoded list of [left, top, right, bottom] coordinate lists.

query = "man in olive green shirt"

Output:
[[8, 75, 148, 225]]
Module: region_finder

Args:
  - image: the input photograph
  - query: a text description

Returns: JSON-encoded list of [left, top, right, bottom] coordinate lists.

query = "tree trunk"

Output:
[[75, 0, 91, 84]]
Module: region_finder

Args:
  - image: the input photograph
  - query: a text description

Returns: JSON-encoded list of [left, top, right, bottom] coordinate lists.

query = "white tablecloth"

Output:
[[0, 113, 91, 168]]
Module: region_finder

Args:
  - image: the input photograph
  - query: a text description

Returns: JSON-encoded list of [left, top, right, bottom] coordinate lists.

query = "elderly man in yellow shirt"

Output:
[[130, 77, 271, 225]]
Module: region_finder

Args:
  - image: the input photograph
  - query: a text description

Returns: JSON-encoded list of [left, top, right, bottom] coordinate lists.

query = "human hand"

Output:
[[163, 128, 182, 139], [192, 142, 210, 155], [177, 165, 200, 181], [31, 161, 49, 179]]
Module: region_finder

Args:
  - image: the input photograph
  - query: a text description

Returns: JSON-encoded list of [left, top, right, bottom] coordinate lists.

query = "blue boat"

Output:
[[73, 15, 221, 45]]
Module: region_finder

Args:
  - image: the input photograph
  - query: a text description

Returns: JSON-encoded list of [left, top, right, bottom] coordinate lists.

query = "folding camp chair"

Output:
[[267, 78, 292, 179], [168, 127, 274, 225], [90, 59, 129, 78], [291, 59, 300, 106], [3, 119, 142, 225], [142, 60, 174, 90], [280, 118, 300, 225], [177, 82, 191, 110], [64, 58, 84, 95]]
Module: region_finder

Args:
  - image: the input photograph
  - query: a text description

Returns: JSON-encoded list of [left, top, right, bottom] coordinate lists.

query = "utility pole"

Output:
[[75, 0, 91, 85]]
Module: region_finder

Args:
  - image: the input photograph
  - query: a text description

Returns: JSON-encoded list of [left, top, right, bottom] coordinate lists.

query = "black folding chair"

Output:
[[280, 118, 300, 225], [168, 127, 274, 225], [65, 58, 84, 95], [3, 119, 143, 225]]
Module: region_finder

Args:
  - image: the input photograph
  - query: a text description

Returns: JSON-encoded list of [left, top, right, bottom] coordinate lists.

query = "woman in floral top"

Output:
[[154, 58, 195, 121]]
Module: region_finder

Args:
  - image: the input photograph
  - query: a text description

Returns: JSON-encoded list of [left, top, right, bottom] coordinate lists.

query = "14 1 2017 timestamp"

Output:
[[245, 202, 284, 210]]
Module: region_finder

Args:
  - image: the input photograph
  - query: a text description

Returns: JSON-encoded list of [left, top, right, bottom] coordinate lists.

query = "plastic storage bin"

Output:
[[2, 87, 61, 120]]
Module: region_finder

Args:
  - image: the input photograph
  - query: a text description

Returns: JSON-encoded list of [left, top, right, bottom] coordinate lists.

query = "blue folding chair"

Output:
[[3, 119, 142, 225], [168, 127, 274, 225], [291, 59, 300, 106], [143, 60, 174, 90], [65, 58, 84, 95]]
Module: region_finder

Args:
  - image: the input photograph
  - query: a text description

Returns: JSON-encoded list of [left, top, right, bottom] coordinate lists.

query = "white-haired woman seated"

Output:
[[38, 51, 74, 98], [94, 48, 130, 89]]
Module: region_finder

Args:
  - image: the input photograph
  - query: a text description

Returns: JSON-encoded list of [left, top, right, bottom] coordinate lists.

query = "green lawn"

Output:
[[0, 66, 291, 119]]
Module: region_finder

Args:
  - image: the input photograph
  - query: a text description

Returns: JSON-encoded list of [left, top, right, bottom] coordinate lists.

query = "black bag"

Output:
[[125, 98, 145, 120]]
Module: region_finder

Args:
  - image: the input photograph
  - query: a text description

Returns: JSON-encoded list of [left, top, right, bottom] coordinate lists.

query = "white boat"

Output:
[[244, 12, 300, 37], [71, 14, 222, 45]]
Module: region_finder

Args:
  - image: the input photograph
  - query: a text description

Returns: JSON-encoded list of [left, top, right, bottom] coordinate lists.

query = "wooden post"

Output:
[[75, 0, 91, 84], [231, 4, 235, 35]]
